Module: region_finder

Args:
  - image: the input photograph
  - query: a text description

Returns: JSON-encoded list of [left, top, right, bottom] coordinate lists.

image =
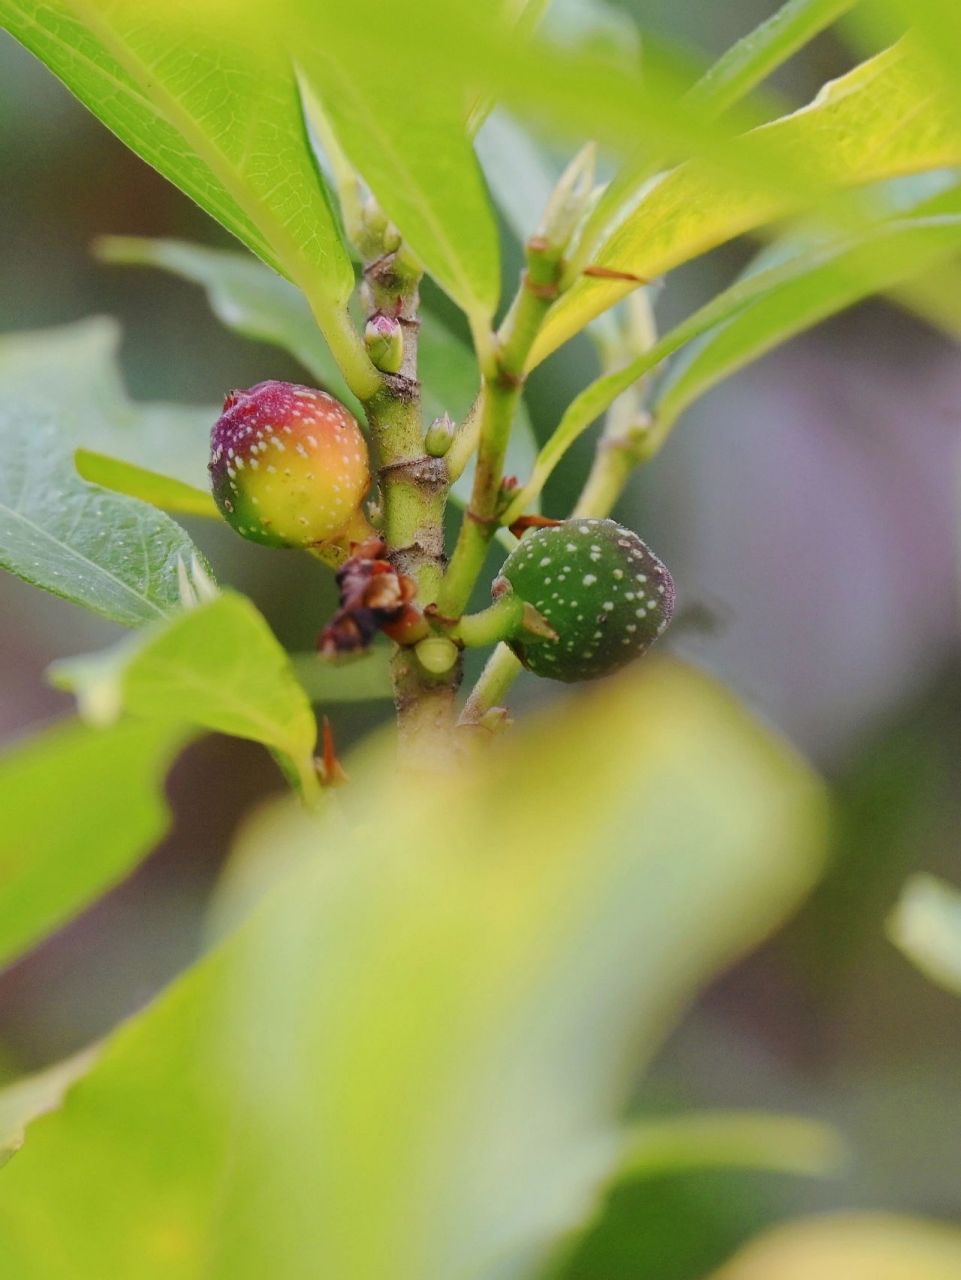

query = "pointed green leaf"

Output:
[[0, 660, 826, 1278], [508, 206, 961, 516], [74, 450, 219, 520], [0, 719, 186, 971], [0, 0, 374, 392], [532, 42, 961, 365], [0, 406, 208, 626], [652, 204, 961, 433], [297, 25, 500, 322], [53, 593, 320, 801], [690, 0, 860, 117]]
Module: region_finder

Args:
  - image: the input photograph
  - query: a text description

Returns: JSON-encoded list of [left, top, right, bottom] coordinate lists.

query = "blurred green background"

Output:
[[1, 2, 959, 1274]]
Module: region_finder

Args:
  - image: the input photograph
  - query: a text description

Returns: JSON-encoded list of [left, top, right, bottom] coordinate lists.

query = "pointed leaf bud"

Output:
[[536, 142, 597, 260], [364, 312, 404, 373], [424, 412, 455, 458], [209, 381, 370, 550]]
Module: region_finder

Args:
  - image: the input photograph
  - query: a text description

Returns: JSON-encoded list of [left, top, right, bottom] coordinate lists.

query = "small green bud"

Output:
[[424, 413, 455, 458], [364, 312, 404, 374], [494, 517, 674, 682], [536, 142, 597, 259], [415, 635, 459, 675]]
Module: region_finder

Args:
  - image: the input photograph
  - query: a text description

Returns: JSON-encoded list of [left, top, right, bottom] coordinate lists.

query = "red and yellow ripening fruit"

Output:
[[209, 381, 371, 549]]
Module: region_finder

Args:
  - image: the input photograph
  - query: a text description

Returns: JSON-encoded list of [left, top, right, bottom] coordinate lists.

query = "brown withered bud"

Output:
[[318, 538, 426, 655]]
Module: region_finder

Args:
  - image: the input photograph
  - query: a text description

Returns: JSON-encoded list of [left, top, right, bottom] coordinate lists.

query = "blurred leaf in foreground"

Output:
[[0, 660, 826, 1280], [0, 720, 186, 973], [710, 1213, 961, 1279]]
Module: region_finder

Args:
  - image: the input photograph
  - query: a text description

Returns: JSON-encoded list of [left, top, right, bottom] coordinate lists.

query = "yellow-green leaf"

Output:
[[532, 41, 961, 365], [0, 660, 826, 1279]]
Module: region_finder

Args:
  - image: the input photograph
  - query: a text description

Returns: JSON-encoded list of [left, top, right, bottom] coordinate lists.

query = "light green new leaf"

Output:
[[0, 719, 185, 972], [0, 319, 214, 493], [297, 27, 500, 325], [0, 660, 826, 1279], [533, 41, 961, 365], [74, 451, 219, 521], [0, 0, 374, 394], [710, 1214, 961, 1279], [0, 406, 207, 627], [53, 593, 320, 801], [888, 874, 961, 998]]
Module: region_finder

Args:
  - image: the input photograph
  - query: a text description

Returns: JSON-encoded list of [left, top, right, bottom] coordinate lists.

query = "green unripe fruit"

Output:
[[494, 517, 675, 682], [209, 381, 370, 549]]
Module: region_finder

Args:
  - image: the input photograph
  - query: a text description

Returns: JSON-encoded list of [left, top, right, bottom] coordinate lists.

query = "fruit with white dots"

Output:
[[209, 381, 371, 550], [493, 518, 675, 682]]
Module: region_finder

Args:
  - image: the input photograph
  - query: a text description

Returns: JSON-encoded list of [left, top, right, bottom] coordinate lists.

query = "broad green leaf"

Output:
[[710, 1214, 961, 1280], [0, 319, 214, 492], [52, 593, 320, 800], [297, 32, 500, 324], [615, 1111, 845, 1182], [95, 236, 361, 416], [0, 0, 376, 394], [888, 874, 961, 997], [532, 42, 961, 365], [0, 1054, 97, 1169], [506, 209, 961, 518], [74, 451, 219, 521], [0, 660, 826, 1279], [0, 406, 207, 627], [0, 719, 185, 971]]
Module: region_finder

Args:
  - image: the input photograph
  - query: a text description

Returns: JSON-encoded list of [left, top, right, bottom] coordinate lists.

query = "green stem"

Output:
[[454, 593, 524, 648], [361, 252, 460, 765], [437, 239, 563, 620], [459, 642, 524, 726]]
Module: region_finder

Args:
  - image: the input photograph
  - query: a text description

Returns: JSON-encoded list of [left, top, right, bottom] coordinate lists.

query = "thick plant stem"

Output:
[[437, 239, 563, 621], [362, 252, 459, 766]]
